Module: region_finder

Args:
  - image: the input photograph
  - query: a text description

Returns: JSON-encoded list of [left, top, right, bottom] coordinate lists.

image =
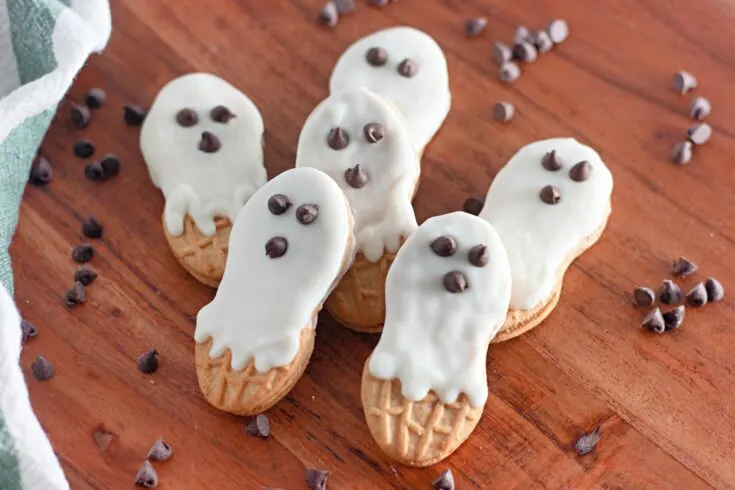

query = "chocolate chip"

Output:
[[32, 356, 55, 381], [687, 122, 712, 145], [75, 266, 98, 286], [369, 0, 389, 6], [705, 277, 724, 302], [65, 281, 86, 307], [29, 155, 53, 185], [512, 42, 537, 63], [493, 102, 515, 123], [146, 437, 173, 461], [334, 0, 354, 14], [305, 469, 329, 490], [327, 127, 349, 150], [363, 122, 384, 143], [663, 305, 685, 330], [134, 461, 159, 488], [462, 196, 484, 216], [82, 216, 104, 239], [671, 256, 697, 277], [397, 59, 418, 78], [72, 243, 94, 263], [318, 2, 338, 27], [670, 141, 692, 165], [690, 97, 711, 120], [569, 161, 592, 182], [268, 194, 292, 215], [246, 414, 270, 438], [658, 280, 681, 305], [542, 150, 563, 171], [430, 236, 457, 257], [210, 105, 235, 123], [296, 204, 319, 225], [574, 426, 600, 456], [514, 25, 532, 44], [443, 271, 468, 293], [492, 41, 512, 64], [344, 164, 369, 189], [366, 46, 388, 66], [432, 469, 455, 490], [534, 30, 554, 54], [198, 131, 221, 153], [85, 88, 107, 109], [672, 71, 697, 94], [265, 237, 288, 258], [124, 105, 147, 126], [686, 283, 707, 307], [539, 185, 561, 205], [100, 154, 121, 178], [74, 139, 95, 159], [465, 17, 487, 37], [547, 19, 569, 44], [137, 349, 159, 374], [84, 162, 104, 181], [633, 286, 655, 307], [499, 62, 521, 82], [71, 103, 91, 129], [176, 108, 198, 127], [642, 307, 665, 333], [468, 245, 489, 267], [21, 319, 37, 344]]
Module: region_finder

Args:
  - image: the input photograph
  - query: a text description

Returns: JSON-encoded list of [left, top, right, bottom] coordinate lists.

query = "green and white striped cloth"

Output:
[[0, 1, 110, 488]]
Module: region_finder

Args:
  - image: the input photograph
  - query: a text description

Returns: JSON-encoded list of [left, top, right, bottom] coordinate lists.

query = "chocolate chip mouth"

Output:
[[198, 131, 221, 153]]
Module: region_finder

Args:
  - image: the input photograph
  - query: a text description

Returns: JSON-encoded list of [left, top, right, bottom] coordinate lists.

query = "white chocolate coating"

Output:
[[140, 73, 267, 237], [329, 26, 450, 152], [368, 212, 512, 408], [194, 167, 354, 373], [296, 87, 419, 262], [479, 138, 614, 311]]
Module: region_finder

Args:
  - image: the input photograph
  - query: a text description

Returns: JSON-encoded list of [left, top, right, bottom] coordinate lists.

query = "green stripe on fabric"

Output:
[[0, 410, 22, 490], [0, 107, 56, 295], [6, 0, 63, 84]]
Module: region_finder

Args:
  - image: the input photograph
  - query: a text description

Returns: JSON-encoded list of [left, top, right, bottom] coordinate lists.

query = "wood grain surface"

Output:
[[12, 0, 735, 488]]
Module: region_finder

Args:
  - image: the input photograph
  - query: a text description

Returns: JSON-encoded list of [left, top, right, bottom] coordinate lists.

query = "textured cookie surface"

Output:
[[163, 215, 230, 287]]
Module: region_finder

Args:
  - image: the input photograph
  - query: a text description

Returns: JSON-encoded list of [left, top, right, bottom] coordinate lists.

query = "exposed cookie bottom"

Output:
[[361, 357, 482, 467], [163, 214, 231, 288]]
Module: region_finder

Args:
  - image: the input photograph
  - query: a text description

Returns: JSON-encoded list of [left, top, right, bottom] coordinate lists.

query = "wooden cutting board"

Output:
[[13, 0, 735, 488]]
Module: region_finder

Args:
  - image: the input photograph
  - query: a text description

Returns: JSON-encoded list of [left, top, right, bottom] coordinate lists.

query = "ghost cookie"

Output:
[[479, 138, 614, 342], [296, 87, 419, 332], [330, 26, 450, 155], [361, 212, 511, 466], [140, 73, 267, 287], [194, 167, 355, 415]]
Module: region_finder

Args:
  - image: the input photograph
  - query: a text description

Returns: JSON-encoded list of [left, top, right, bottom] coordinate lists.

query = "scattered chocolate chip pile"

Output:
[[31, 355, 55, 381], [494, 101, 515, 123], [28, 154, 53, 186], [574, 426, 601, 456], [137, 349, 159, 374], [432, 469, 455, 490], [669, 71, 712, 165], [318, 0, 399, 27], [634, 256, 724, 334], [21, 319, 38, 345], [464, 17, 488, 38], [494, 19, 569, 83], [82, 215, 104, 239], [134, 437, 173, 488], [305, 468, 329, 490], [246, 414, 271, 439], [146, 437, 173, 461]]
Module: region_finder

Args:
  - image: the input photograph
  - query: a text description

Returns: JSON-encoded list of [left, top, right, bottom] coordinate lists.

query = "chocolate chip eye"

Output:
[[327, 127, 349, 150], [268, 194, 291, 215], [210, 105, 235, 123], [366, 46, 388, 66], [364, 123, 384, 144], [468, 245, 489, 267], [539, 185, 561, 205], [430, 236, 457, 257], [569, 161, 592, 182], [176, 108, 198, 127], [443, 271, 468, 293], [296, 204, 319, 225], [265, 236, 288, 258], [541, 150, 562, 171], [397, 59, 418, 78], [344, 165, 368, 189]]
